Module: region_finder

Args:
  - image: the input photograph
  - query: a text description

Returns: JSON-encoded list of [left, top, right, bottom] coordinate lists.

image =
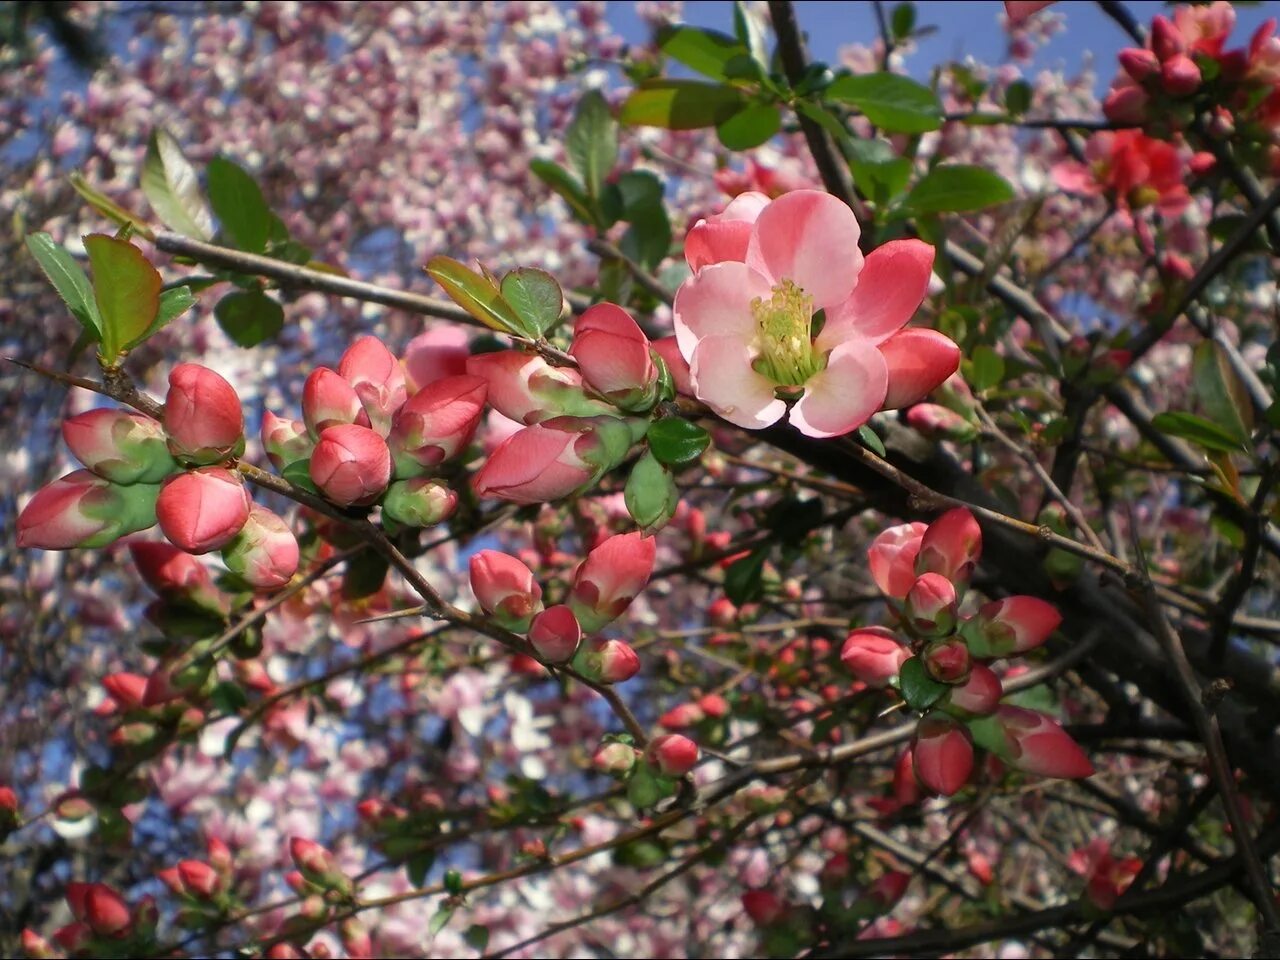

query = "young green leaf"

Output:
[[716, 102, 782, 150], [903, 165, 1015, 214], [1192, 340, 1254, 448], [1152, 410, 1248, 454], [657, 25, 747, 81], [142, 129, 215, 240], [826, 72, 942, 134], [724, 547, 767, 605], [83, 233, 162, 361], [429, 905, 455, 938], [500, 268, 564, 337], [620, 80, 745, 130], [566, 90, 618, 202], [464, 925, 490, 952], [207, 156, 273, 253], [125, 285, 197, 350], [529, 160, 596, 226], [966, 345, 1005, 392], [24, 232, 102, 339], [68, 173, 155, 240], [425, 256, 524, 335], [647, 418, 711, 467], [898, 657, 948, 711], [214, 289, 284, 347]]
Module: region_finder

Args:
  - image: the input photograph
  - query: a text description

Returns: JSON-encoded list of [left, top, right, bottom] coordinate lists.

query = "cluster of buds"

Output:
[[593, 732, 699, 808], [22, 883, 157, 958], [468, 531, 655, 684], [265, 335, 483, 530], [288, 837, 355, 899], [844, 508, 1093, 797], [158, 838, 234, 923], [1103, 2, 1280, 171]]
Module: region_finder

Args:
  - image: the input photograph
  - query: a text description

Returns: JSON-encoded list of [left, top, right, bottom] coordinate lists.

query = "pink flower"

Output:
[[387, 374, 487, 477], [970, 705, 1094, 779], [878, 329, 961, 409], [469, 550, 543, 631], [164, 363, 245, 465], [912, 714, 974, 796], [303, 367, 370, 438], [1172, 1, 1235, 58], [569, 303, 659, 410], [1069, 838, 1142, 910], [1004, 1, 1055, 25], [17, 470, 159, 549], [309, 424, 392, 506], [527, 604, 581, 663], [840, 626, 909, 688], [402, 325, 471, 393], [221, 504, 300, 591], [63, 408, 177, 485], [567, 531, 657, 633], [962, 595, 1063, 657], [260, 411, 314, 471], [916, 508, 982, 587], [648, 733, 699, 776], [338, 335, 408, 436], [867, 522, 928, 598], [466, 350, 612, 425], [156, 467, 252, 554], [905, 403, 977, 442], [1054, 131, 1192, 216], [684, 191, 770, 272], [674, 190, 945, 438]]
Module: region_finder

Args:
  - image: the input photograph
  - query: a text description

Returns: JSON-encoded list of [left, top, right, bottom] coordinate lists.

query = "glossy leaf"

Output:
[[716, 102, 781, 150], [500, 268, 563, 337], [1152, 410, 1247, 453], [529, 159, 595, 225], [566, 90, 617, 202], [1192, 341, 1253, 448], [207, 156, 273, 253], [898, 656, 948, 711], [24, 232, 102, 339], [214, 289, 284, 347], [657, 25, 746, 81], [126, 285, 197, 350], [647, 417, 710, 466], [724, 547, 767, 605], [142, 129, 215, 240], [425, 256, 523, 334], [83, 233, 161, 360], [619, 80, 745, 130], [903, 165, 1015, 214], [826, 71, 942, 133]]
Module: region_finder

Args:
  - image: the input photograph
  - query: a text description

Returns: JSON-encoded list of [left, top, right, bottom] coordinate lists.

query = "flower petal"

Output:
[[789, 338, 888, 438], [685, 191, 770, 271], [745, 189, 863, 307], [818, 239, 935, 350], [879, 328, 961, 409], [672, 261, 773, 361], [690, 335, 786, 430]]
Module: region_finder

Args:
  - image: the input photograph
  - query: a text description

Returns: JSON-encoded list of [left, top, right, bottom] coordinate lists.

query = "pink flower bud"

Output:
[[340, 917, 374, 960], [698, 693, 729, 718], [472, 420, 600, 504], [592, 741, 640, 776], [741, 889, 786, 926], [177, 859, 221, 898], [289, 837, 353, 897], [261, 411, 313, 471], [303, 367, 369, 438], [923, 636, 971, 683], [568, 531, 657, 634], [466, 350, 612, 425], [840, 626, 909, 688], [569, 303, 658, 410], [905, 403, 977, 442], [164, 363, 245, 465], [207, 837, 233, 873], [912, 714, 974, 796], [469, 550, 543, 631], [102, 673, 148, 711], [381, 478, 458, 528], [1161, 52, 1201, 95], [221, 504, 299, 590], [1150, 15, 1184, 61], [17, 470, 159, 550], [962, 596, 1062, 657], [574, 637, 641, 684], [659, 702, 706, 729], [970, 705, 1093, 779], [650, 336, 695, 397], [648, 733, 699, 776], [157, 866, 184, 895], [338, 335, 408, 436], [402, 325, 471, 393], [915, 508, 982, 587], [67, 882, 132, 938], [63, 409, 176, 484], [1118, 46, 1160, 82], [1102, 83, 1150, 125], [309, 424, 391, 506], [388, 374, 487, 478], [1188, 151, 1216, 177], [878, 329, 961, 410], [21, 929, 59, 959], [156, 468, 252, 554], [943, 663, 1003, 717], [905, 573, 959, 637], [528, 604, 581, 663], [864, 871, 909, 911], [893, 748, 923, 807], [0, 786, 16, 813], [867, 522, 928, 598]]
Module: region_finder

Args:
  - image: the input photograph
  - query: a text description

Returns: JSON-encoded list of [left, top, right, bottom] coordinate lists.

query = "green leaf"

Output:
[[425, 256, 523, 335], [215, 290, 284, 347], [845, 138, 912, 204], [207, 156, 273, 253], [619, 79, 745, 130], [281, 459, 319, 493], [83, 233, 161, 361], [429, 905, 455, 938], [1004, 80, 1032, 115], [647, 418, 711, 466], [966, 344, 1005, 392], [1192, 341, 1253, 448], [500, 268, 564, 338], [1152, 411, 1247, 454], [566, 90, 617, 202], [716, 102, 782, 150], [24, 232, 102, 338], [529, 160, 596, 226], [724, 547, 767, 605], [210, 680, 248, 715], [343, 550, 390, 601], [444, 867, 463, 895], [657, 25, 746, 81], [407, 852, 435, 888], [464, 925, 490, 952], [615, 171, 672, 270], [733, 1, 770, 70], [825, 71, 942, 134], [126, 284, 196, 349], [898, 657, 948, 711], [142, 129, 214, 240], [891, 3, 916, 39], [857, 424, 886, 457], [903, 165, 1015, 214], [68, 172, 155, 240]]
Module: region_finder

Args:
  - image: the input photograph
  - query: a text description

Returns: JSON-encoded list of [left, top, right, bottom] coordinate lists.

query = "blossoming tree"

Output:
[[3, 0, 1280, 956]]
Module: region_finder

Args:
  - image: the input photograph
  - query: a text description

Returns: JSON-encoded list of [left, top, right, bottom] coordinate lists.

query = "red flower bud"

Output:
[[221, 504, 300, 590], [261, 411, 314, 471], [338, 335, 407, 436], [864, 870, 910, 911], [962, 596, 1062, 658], [469, 550, 543, 631], [648, 733, 699, 776], [17, 470, 159, 550], [387, 374, 487, 478], [177, 859, 221, 898], [528, 604, 582, 663], [102, 672, 148, 711], [840, 626, 909, 688], [303, 367, 369, 438], [741, 889, 786, 926], [381, 478, 458, 528], [943, 663, 1003, 718], [905, 573, 959, 637], [922, 636, 971, 683], [309, 424, 391, 506], [466, 350, 612, 425], [1161, 52, 1201, 96], [567, 531, 656, 634], [569, 303, 658, 410], [164, 363, 245, 465], [658, 701, 706, 729], [592, 741, 640, 776], [67, 882, 132, 938], [63, 408, 176, 484], [574, 638, 641, 684], [402, 325, 471, 393], [969, 705, 1093, 779], [879, 328, 960, 410], [289, 837, 353, 897], [915, 508, 981, 587], [1150, 15, 1184, 61], [156, 468, 252, 554], [912, 714, 974, 796], [867, 522, 928, 598], [1118, 46, 1160, 82]]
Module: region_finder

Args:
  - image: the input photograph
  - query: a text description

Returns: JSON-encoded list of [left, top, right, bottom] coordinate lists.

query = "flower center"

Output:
[[750, 280, 825, 388]]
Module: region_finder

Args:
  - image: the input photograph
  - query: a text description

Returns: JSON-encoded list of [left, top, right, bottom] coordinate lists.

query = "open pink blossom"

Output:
[[673, 190, 950, 438]]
